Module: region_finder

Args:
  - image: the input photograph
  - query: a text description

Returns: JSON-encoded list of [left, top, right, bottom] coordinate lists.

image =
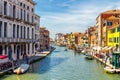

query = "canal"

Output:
[[1, 46, 120, 80]]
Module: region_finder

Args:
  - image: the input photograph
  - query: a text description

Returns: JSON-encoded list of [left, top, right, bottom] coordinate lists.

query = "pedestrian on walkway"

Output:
[[25, 53, 29, 64]]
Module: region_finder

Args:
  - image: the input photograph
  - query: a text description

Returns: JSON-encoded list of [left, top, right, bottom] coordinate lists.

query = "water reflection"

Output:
[[29, 57, 68, 74], [74, 51, 81, 56], [2, 46, 120, 80]]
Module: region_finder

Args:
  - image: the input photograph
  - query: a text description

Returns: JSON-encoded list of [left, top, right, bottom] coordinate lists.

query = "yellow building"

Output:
[[96, 10, 120, 47], [106, 16, 120, 47]]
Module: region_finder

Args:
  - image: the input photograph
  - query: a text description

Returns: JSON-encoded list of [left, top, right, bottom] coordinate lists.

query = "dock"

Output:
[[93, 55, 120, 73]]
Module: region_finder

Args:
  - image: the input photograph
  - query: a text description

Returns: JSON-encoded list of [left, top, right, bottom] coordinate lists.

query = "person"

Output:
[[106, 51, 110, 57], [25, 53, 29, 64], [23, 52, 26, 60], [115, 44, 119, 51]]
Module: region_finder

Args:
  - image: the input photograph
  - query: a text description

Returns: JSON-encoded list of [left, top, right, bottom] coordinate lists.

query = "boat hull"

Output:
[[104, 67, 115, 74], [14, 64, 29, 74]]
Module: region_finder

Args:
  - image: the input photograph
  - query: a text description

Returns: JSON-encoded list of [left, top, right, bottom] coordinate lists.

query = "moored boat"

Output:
[[85, 54, 94, 60], [64, 49, 68, 51], [14, 64, 29, 74], [104, 66, 115, 74], [0, 55, 17, 74]]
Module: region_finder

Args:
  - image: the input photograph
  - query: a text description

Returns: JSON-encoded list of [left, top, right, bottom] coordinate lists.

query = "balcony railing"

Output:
[[0, 37, 36, 43], [3, 14, 14, 20]]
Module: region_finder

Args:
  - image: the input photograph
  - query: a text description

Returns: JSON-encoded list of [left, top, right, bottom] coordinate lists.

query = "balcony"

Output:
[[4, 15, 14, 20], [0, 37, 36, 43]]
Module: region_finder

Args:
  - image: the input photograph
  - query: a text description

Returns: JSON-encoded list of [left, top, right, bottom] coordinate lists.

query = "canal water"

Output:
[[1, 46, 120, 80]]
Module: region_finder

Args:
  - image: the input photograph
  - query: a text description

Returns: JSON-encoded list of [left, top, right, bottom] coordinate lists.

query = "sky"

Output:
[[33, 0, 120, 39]]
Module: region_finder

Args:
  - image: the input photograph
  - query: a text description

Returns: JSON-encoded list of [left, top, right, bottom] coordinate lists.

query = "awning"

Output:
[[102, 46, 109, 50], [106, 46, 113, 50], [0, 55, 8, 59], [92, 46, 101, 51]]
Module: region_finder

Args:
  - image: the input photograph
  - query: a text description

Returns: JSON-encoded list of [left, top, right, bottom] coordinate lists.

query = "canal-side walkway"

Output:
[[0, 48, 56, 75], [19, 48, 56, 64]]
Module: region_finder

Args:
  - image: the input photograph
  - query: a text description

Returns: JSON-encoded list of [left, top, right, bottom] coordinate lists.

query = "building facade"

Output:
[[0, 0, 39, 60], [55, 33, 63, 45], [106, 16, 120, 47], [40, 27, 50, 51], [88, 26, 97, 47], [96, 10, 120, 47], [34, 14, 40, 52]]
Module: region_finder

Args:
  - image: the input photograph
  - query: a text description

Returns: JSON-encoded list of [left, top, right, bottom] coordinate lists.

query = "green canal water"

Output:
[[1, 46, 120, 80]]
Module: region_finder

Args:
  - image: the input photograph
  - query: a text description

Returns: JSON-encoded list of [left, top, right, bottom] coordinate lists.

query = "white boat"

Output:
[[14, 64, 29, 74], [104, 66, 115, 74], [82, 50, 85, 53]]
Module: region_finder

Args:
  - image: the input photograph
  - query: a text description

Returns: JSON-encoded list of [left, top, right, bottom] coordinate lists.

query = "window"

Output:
[[103, 23, 106, 26], [111, 28, 115, 33], [117, 27, 120, 32], [24, 27, 25, 39], [5, 45, 7, 54], [21, 45, 23, 55], [27, 6, 29, 10], [28, 44, 29, 54], [0, 21, 2, 37], [20, 9, 22, 20], [107, 22, 112, 26], [114, 37, 116, 43], [27, 14, 29, 22], [20, 2, 22, 6], [27, 27, 29, 39], [32, 8, 34, 12], [24, 44, 26, 54], [109, 38, 112, 42], [32, 16, 34, 23], [24, 10, 26, 21], [21, 26, 22, 38], [17, 25, 19, 38], [32, 44, 34, 53], [117, 37, 119, 43], [32, 28, 34, 39], [0, 46, 3, 55], [23, 4, 25, 8], [4, 1, 7, 15], [13, 24, 16, 38], [4, 22, 7, 37], [13, 5, 16, 18]]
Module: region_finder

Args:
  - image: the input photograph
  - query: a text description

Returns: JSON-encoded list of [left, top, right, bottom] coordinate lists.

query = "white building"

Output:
[[34, 14, 40, 52], [0, 0, 39, 60]]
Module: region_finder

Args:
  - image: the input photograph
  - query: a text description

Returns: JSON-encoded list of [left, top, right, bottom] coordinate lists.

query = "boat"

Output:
[[77, 49, 81, 53], [64, 49, 68, 51], [104, 66, 116, 74], [14, 64, 29, 74], [0, 55, 18, 74], [85, 54, 94, 60]]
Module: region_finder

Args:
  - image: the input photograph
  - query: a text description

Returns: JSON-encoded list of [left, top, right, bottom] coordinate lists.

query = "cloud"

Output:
[[48, 0, 53, 2], [35, 0, 120, 39]]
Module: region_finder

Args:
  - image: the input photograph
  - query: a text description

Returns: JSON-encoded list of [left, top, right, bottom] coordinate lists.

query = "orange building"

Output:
[[88, 26, 97, 47], [96, 10, 120, 47]]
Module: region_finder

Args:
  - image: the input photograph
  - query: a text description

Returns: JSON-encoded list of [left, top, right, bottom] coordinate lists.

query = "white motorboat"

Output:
[[104, 66, 115, 74], [14, 64, 29, 74]]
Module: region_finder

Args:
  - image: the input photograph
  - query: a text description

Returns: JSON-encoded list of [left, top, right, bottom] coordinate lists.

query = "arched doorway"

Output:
[[8, 46, 12, 60], [17, 45, 20, 60], [0, 45, 2, 55]]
